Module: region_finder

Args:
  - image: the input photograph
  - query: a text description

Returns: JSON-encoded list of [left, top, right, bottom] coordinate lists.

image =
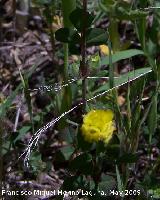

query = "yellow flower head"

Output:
[[81, 110, 115, 144], [99, 45, 113, 56]]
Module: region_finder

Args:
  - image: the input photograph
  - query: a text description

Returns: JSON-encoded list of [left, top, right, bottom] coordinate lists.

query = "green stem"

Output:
[[80, 0, 87, 113], [56, 0, 76, 117], [64, 43, 69, 80], [49, 23, 55, 61], [62, 0, 76, 79], [108, 31, 130, 192], [62, 0, 76, 28], [108, 38, 114, 89]]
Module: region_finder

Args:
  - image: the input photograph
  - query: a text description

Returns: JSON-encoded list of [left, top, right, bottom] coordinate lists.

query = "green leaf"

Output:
[[101, 0, 114, 7], [55, 28, 80, 43], [14, 126, 31, 143], [69, 43, 80, 55], [86, 28, 108, 46], [130, 77, 147, 100], [55, 28, 66, 42], [116, 165, 123, 192], [100, 0, 148, 20], [115, 6, 148, 20], [108, 20, 121, 51], [62, 0, 76, 28], [0, 85, 21, 118], [148, 188, 160, 199], [112, 2, 148, 20], [60, 127, 75, 144], [116, 153, 138, 164], [148, 94, 158, 144], [105, 137, 120, 160], [147, 17, 159, 44], [135, 18, 146, 49], [99, 0, 115, 14], [30, 151, 46, 173], [69, 8, 94, 31], [0, 64, 37, 118], [2, 141, 10, 155], [94, 67, 152, 94], [59, 85, 73, 129], [69, 153, 93, 175], [60, 146, 74, 160], [101, 49, 144, 66], [96, 141, 106, 154], [20, 71, 34, 133], [77, 128, 93, 151], [99, 174, 116, 193], [63, 175, 84, 191]]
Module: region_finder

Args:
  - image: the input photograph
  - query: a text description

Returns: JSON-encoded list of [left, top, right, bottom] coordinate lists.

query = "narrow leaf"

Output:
[[116, 165, 123, 192], [148, 94, 157, 144], [101, 49, 144, 66], [86, 28, 108, 46], [94, 67, 152, 94]]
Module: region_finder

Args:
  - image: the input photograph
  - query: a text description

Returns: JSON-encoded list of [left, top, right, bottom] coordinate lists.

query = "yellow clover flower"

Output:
[[81, 110, 115, 144], [99, 45, 113, 56]]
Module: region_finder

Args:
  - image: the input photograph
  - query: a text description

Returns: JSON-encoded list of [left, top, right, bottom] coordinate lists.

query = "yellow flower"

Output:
[[81, 110, 115, 144], [99, 45, 113, 56]]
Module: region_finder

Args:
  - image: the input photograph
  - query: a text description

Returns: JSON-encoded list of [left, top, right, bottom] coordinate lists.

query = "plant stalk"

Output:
[[49, 22, 55, 61], [62, 0, 76, 79], [56, 0, 76, 120], [63, 43, 69, 80], [108, 38, 114, 89], [80, 0, 87, 112]]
